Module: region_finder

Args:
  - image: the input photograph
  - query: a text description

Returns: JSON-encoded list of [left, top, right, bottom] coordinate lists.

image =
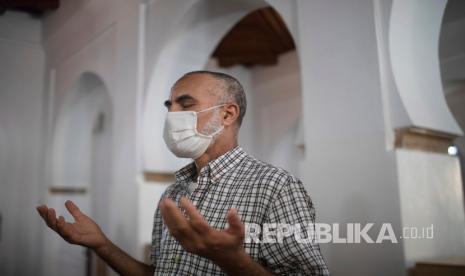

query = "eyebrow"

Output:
[[164, 94, 197, 108]]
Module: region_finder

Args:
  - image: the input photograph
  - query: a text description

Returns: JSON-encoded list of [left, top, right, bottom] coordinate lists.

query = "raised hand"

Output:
[[36, 200, 108, 250], [159, 196, 246, 266]]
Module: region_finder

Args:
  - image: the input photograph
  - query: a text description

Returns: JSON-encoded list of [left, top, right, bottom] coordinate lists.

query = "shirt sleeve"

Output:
[[258, 178, 330, 275], [149, 204, 163, 267]]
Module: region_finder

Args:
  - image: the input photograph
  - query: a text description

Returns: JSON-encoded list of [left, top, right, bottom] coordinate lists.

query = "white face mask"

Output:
[[163, 104, 225, 159]]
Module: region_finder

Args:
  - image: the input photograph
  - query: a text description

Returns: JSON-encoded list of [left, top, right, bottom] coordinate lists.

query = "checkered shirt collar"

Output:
[[174, 146, 246, 183]]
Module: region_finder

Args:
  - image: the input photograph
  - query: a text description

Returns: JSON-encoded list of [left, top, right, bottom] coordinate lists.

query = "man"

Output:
[[37, 71, 330, 275]]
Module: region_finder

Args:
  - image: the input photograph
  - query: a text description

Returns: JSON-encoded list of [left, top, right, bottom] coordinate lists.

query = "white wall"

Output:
[[396, 149, 465, 266], [389, 0, 461, 135], [297, 0, 405, 275], [0, 11, 45, 276], [40, 1, 143, 275], [248, 51, 304, 177], [137, 181, 169, 256], [41, 73, 113, 276]]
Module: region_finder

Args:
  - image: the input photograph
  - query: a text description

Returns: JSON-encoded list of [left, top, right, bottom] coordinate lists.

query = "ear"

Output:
[[222, 103, 240, 127]]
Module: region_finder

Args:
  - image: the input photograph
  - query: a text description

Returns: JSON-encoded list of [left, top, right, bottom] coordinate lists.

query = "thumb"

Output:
[[65, 200, 84, 221], [226, 208, 244, 236]]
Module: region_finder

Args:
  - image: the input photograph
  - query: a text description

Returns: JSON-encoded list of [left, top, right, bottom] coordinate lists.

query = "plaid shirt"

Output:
[[150, 146, 330, 275]]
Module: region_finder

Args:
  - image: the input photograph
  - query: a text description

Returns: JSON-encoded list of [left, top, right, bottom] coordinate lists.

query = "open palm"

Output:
[[36, 200, 108, 249]]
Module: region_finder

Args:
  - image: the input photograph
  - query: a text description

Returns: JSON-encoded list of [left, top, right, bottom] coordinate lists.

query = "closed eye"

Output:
[[181, 104, 195, 109]]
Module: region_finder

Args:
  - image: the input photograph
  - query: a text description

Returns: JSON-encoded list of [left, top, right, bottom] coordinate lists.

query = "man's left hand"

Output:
[[159, 196, 246, 267]]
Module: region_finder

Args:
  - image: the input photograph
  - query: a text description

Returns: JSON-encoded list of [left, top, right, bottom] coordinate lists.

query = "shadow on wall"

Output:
[[444, 80, 465, 205]]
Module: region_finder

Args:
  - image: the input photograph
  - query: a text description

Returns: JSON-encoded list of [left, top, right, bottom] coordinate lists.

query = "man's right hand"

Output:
[[36, 200, 155, 275], [36, 200, 108, 250]]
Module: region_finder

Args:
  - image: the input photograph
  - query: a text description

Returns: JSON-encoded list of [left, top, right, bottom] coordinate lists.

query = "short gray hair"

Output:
[[180, 70, 247, 126]]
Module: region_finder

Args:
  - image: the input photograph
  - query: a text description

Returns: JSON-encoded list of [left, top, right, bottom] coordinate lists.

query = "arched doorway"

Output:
[[45, 72, 113, 276]]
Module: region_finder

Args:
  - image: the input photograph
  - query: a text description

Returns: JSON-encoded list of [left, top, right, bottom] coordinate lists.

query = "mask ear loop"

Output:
[[196, 104, 227, 114], [194, 104, 226, 138], [209, 124, 224, 136]]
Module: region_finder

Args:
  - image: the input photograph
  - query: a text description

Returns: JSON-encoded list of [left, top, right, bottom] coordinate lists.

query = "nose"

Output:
[[168, 105, 183, 112]]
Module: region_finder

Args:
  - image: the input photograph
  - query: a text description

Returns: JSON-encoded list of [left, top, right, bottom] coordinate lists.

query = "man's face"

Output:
[[164, 74, 223, 134]]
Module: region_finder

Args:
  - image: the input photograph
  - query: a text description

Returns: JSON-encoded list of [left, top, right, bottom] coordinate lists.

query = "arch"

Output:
[[444, 80, 465, 135], [143, 0, 302, 172], [49, 71, 113, 275], [389, 0, 462, 135], [53, 72, 113, 194]]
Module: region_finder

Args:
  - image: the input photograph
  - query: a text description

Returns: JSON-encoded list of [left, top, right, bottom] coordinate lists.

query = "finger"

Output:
[[160, 198, 193, 241], [57, 215, 77, 243], [56, 215, 67, 237], [65, 200, 83, 221], [179, 197, 210, 233], [37, 205, 52, 226], [57, 215, 65, 228], [36, 205, 48, 219], [47, 208, 58, 232], [226, 208, 244, 236]]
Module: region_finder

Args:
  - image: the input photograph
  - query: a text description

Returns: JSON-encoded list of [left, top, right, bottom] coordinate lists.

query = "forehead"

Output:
[[170, 74, 219, 101]]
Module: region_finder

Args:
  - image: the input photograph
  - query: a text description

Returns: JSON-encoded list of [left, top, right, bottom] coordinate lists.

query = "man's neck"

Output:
[[194, 139, 238, 176]]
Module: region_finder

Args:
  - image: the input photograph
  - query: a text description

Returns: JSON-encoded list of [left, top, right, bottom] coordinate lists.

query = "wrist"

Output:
[[214, 249, 252, 275], [93, 236, 113, 256]]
